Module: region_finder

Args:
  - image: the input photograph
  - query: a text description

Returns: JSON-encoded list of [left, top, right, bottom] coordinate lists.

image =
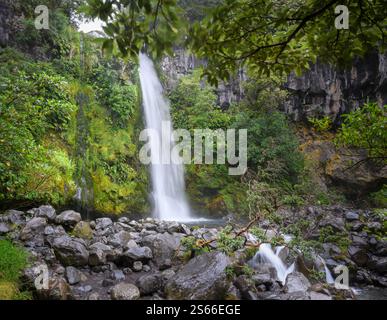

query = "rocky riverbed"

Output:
[[0, 205, 386, 300]]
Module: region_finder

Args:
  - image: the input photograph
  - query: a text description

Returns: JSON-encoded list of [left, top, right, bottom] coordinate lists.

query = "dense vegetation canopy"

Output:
[[83, 0, 387, 84]]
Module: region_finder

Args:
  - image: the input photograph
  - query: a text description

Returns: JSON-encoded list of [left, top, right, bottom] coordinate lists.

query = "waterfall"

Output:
[[73, 32, 93, 219], [250, 243, 295, 285], [139, 52, 192, 221]]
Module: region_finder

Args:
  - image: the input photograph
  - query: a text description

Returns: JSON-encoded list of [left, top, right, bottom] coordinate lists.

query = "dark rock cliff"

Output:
[[161, 48, 246, 108], [282, 51, 387, 122], [162, 49, 387, 119], [0, 1, 12, 47]]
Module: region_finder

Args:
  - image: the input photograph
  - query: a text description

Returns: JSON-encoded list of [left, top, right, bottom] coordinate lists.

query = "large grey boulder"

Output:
[[318, 214, 345, 232], [165, 251, 231, 300], [284, 272, 311, 294], [120, 246, 153, 266], [88, 242, 115, 266], [118, 217, 130, 224], [107, 230, 132, 248], [72, 221, 93, 240], [252, 272, 274, 286], [345, 211, 359, 221], [111, 283, 140, 300], [348, 246, 369, 266], [20, 217, 47, 241], [34, 205, 56, 222], [141, 232, 183, 266], [110, 269, 125, 281], [95, 218, 113, 230], [0, 222, 10, 235], [352, 235, 369, 248], [375, 240, 387, 256], [368, 256, 387, 273], [3, 209, 26, 225], [136, 274, 162, 295], [56, 210, 81, 229], [65, 266, 82, 285], [52, 235, 89, 266]]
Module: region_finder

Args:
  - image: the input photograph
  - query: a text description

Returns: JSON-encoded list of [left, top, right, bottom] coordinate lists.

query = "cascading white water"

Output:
[[324, 264, 335, 284], [251, 243, 295, 285], [249, 235, 335, 285], [316, 255, 335, 284], [139, 52, 192, 221]]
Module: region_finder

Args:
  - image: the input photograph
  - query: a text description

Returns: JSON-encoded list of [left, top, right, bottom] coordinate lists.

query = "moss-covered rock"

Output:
[[0, 281, 18, 300], [72, 221, 93, 240]]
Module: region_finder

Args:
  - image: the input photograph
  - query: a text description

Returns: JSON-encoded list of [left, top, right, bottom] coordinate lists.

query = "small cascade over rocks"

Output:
[[250, 243, 295, 285], [248, 234, 334, 286]]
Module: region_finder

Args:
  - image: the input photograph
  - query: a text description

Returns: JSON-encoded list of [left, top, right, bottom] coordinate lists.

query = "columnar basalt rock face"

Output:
[[0, 1, 11, 47], [0, 1, 26, 49], [283, 52, 387, 122], [161, 48, 246, 108], [162, 49, 386, 120], [161, 49, 201, 88]]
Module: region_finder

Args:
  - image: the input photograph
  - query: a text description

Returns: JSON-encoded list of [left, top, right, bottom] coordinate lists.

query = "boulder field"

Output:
[[0, 205, 385, 300]]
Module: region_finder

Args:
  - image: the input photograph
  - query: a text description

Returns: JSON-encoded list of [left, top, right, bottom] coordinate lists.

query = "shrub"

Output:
[[336, 103, 387, 164], [169, 70, 231, 130], [308, 116, 333, 132], [234, 111, 304, 183], [370, 186, 387, 208], [216, 225, 245, 254]]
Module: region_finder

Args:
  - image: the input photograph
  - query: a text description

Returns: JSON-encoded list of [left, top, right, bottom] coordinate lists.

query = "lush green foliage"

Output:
[[336, 103, 387, 164], [0, 4, 149, 214], [0, 240, 28, 282], [169, 70, 305, 216], [0, 240, 30, 300], [87, 0, 386, 85], [91, 64, 138, 128], [12, 0, 81, 60], [169, 72, 246, 215], [308, 116, 333, 132], [216, 225, 245, 254], [0, 49, 77, 205], [86, 99, 149, 214], [189, 0, 387, 84], [180, 225, 244, 258], [170, 70, 231, 130], [81, 0, 182, 58], [180, 235, 210, 259], [235, 111, 304, 183], [370, 185, 387, 208]]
